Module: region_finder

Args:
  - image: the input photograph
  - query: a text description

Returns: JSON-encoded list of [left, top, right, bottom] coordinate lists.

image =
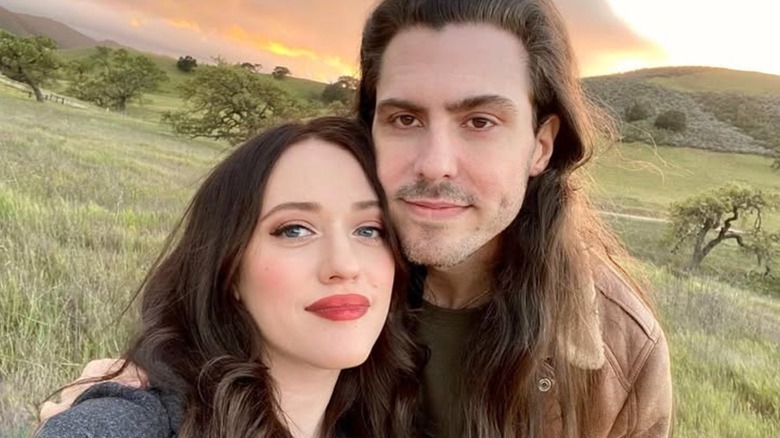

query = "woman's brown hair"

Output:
[[122, 117, 420, 437], [357, 1, 649, 437]]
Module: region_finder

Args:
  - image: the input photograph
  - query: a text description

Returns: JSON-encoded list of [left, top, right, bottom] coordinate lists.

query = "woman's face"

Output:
[[237, 138, 395, 374]]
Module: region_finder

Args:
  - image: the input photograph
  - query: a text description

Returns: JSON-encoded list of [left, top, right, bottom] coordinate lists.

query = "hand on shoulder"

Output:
[[39, 358, 148, 423]]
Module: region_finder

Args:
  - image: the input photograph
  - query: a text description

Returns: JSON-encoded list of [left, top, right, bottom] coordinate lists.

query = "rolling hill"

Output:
[[0, 6, 121, 49], [57, 46, 327, 101], [3, 5, 779, 156], [584, 67, 780, 155]]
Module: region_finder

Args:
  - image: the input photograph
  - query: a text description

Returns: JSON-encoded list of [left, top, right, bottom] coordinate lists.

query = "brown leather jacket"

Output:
[[541, 268, 673, 437]]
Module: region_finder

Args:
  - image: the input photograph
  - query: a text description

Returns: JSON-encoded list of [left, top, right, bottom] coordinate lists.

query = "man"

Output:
[[43, 0, 672, 436]]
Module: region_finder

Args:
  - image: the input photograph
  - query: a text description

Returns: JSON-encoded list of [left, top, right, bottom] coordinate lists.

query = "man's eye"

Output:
[[271, 224, 313, 239], [392, 114, 421, 127], [465, 117, 496, 129], [355, 226, 384, 239]]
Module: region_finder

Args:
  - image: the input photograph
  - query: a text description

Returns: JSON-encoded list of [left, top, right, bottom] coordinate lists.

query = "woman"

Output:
[[36, 117, 421, 438]]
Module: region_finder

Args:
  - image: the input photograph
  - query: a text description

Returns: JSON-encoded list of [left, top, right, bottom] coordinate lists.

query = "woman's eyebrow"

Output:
[[260, 202, 320, 221], [353, 200, 380, 211]]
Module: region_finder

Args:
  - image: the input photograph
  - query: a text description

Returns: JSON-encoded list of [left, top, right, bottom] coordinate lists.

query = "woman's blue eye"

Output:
[[355, 226, 384, 239], [272, 225, 312, 239]]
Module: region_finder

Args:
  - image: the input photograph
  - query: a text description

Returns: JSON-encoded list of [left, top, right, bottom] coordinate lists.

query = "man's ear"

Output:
[[529, 114, 560, 176]]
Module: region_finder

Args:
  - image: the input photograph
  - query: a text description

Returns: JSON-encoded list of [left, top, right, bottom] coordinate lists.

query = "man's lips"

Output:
[[402, 199, 470, 219], [405, 199, 468, 209], [305, 294, 370, 321]]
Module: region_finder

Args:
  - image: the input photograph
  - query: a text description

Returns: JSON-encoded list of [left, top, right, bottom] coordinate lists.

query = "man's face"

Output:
[[372, 24, 558, 268]]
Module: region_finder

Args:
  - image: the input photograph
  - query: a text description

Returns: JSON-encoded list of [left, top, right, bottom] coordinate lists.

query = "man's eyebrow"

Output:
[[445, 95, 519, 114], [260, 202, 320, 221], [375, 98, 426, 114]]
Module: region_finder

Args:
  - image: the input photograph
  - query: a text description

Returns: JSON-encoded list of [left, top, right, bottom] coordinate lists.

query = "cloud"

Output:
[[553, 0, 667, 75], [72, 0, 370, 76], [0, 0, 664, 80]]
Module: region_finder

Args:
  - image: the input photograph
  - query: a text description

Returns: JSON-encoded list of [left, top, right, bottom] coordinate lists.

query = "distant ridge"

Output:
[[0, 6, 122, 49], [584, 66, 780, 155]]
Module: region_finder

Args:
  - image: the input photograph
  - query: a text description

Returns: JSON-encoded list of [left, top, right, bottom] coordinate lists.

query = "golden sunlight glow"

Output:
[[267, 42, 319, 60], [583, 52, 663, 77], [222, 24, 356, 79], [129, 18, 142, 28], [605, 0, 780, 75]]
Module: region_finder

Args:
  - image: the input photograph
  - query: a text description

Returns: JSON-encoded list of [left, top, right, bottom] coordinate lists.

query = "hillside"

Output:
[[584, 67, 780, 155], [0, 6, 121, 49], [3, 7, 777, 156], [58, 47, 327, 101]]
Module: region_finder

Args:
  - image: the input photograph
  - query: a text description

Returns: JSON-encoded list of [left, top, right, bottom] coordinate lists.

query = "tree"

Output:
[[669, 183, 779, 270], [162, 62, 300, 145], [624, 101, 653, 122], [0, 31, 61, 102], [654, 109, 687, 132], [272, 65, 291, 80], [321, 75, 358, 105], [239, 62, 262, 73], [177, 55, 198, 72], [67, 47, 168, 112]]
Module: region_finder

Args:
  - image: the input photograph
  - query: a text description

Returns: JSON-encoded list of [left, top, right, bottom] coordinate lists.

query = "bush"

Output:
[[176, 56, 197, 73], [655, 110, 687, 132], [625, 101, 654, 122]]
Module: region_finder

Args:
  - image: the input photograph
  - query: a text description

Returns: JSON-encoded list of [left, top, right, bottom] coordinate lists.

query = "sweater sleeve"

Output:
[[35, 382, 175, 438]]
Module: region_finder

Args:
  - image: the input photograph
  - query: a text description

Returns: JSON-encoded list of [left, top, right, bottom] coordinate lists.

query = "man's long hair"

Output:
[[122, 117, 421, 437], [357, 1, 650, 436]]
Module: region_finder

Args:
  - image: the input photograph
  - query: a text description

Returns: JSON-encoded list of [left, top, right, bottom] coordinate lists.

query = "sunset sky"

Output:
[[1, 0, 778, 82]]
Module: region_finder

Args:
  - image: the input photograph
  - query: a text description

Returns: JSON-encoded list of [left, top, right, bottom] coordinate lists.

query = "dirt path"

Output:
[[599, 211, 669, 223]]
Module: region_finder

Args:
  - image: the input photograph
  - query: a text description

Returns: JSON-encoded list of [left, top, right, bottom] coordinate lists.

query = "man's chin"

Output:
[[401, 240, 472, 269]]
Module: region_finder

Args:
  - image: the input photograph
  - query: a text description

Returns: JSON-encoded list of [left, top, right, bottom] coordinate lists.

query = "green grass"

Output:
[[587, 142, 780, 228], [650, 268, 780, 437], [0, 89, 225, 433], [646, 68, 780, 96], [1, 80, 780, 437]]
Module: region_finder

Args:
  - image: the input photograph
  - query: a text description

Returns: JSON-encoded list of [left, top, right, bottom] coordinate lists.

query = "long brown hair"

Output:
[[123, 117, 421, 437], [357, 1, 649, 437]]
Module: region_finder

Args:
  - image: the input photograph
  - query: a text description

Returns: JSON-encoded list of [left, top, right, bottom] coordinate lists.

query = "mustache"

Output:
[[394, 180, 476, 204]]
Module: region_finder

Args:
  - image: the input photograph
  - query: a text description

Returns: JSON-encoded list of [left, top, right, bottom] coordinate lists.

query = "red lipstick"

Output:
[[305, 294, 370, 321]]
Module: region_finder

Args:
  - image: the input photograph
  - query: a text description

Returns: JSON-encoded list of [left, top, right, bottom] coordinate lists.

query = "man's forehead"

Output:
[[375, 23, 532, 105]]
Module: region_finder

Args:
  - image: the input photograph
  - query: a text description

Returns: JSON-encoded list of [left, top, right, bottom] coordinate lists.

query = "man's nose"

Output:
[[412, 123, 458, 182]]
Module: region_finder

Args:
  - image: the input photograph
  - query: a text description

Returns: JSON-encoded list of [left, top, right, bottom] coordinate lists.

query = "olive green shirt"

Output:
[[418, 301, 484, 437]]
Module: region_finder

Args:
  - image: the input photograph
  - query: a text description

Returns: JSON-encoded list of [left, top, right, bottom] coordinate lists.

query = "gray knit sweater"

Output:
[[35, 382, 182, 438]]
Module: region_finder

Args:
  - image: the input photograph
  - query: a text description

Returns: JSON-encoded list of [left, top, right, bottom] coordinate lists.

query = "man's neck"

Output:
[[425, 240, 496, 309], [268, 358, 340, 438]]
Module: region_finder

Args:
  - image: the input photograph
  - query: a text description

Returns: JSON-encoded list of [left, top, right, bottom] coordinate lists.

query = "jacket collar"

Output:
[[557, 275, 606, 370]]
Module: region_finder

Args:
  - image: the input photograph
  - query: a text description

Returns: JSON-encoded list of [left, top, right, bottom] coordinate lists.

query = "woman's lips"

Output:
[[305, 294, 370, 321]]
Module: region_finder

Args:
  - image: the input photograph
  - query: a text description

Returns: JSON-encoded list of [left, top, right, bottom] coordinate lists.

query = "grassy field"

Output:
[[588, 141, 780, 224], [1, 83, 779, 436], [646, 68, 780, 95], [0, 86, 225, 434]]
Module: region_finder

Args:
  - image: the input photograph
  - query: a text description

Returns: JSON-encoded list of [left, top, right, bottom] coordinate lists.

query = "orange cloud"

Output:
[[267, 41, 319, 60], [164, 18, 201, 32], [223, 24, 356, 75], [129, 18, 143, 28]]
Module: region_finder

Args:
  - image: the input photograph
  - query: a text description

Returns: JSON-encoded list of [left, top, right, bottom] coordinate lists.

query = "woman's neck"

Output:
[[268, 357, 340, 438]]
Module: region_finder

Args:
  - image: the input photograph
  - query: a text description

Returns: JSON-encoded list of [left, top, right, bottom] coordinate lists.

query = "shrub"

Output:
[[655, 109, 687, 132], [625, 101, 654, 122]]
